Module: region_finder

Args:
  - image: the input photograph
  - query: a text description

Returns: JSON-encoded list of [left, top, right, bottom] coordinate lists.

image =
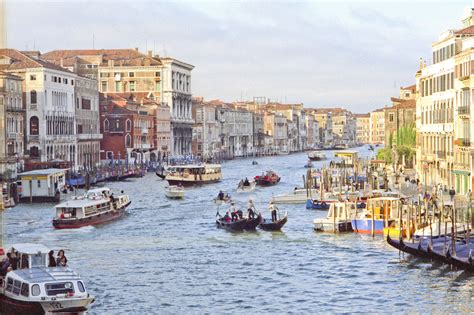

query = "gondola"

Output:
[[216, 213, 262, 231], [156, 172, 166, 180], [252, 161, 258, 165], [259, 212, 288, 231], [244, 213, 262, 230]]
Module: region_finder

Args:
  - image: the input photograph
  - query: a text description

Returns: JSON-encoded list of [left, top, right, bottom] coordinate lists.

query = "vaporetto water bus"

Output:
[[165, 164, 222, 186], [52, 187, 131, 229], [0, 244, 94, 314]]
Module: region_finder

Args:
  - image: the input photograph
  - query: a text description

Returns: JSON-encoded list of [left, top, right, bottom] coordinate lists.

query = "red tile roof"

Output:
[[455, 25, 474, 35], [0, 49, 73, 73], [401, 84, 416, 93]]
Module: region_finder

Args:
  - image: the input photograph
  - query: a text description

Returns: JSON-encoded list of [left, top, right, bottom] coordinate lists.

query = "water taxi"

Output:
[[0, 244, 94, 314], [314, 202, 358, 232], [52, 187, 131, 229], [165, 185, 185, 199], [165, 164, 222, 186], [307, 151, 326, 161], [351, 197, 401, 235], [254, 170, 280, 186]]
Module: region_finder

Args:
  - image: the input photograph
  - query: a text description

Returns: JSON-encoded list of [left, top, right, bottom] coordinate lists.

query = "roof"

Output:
[[401, 84, 416, 93], [10, 243, 50, 255], [168, 164, 221, 169], [0, 49, 74, 73], [19, 168, 66, 176], [354, 113, 370, 118], [454, 25, 474, 35], [389, 98, 416, 109], [13, 267, 81, 283], [42, 49, 162, 67]]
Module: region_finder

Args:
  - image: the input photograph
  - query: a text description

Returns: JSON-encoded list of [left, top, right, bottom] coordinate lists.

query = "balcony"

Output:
[[458, 74, 470, 81], [458, 106, 470, 115]]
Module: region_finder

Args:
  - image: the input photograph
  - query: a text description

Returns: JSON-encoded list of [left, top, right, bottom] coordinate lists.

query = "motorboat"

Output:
[[236, 180, 257, 193], [259, 212, 288, 231], [254, 171, 280, 186], [0, 243, 94, 314], [165, 185, 184, 199], [351, 197, 401, 235], [165, 164, 222, 186], [307, 151, 326, 161], [314, 202, 358, 232], [271, 188, 333, 204], [52, 187, 130, 229]]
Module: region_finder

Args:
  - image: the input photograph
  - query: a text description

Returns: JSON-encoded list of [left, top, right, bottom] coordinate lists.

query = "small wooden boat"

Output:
[[236, 180, 257, 193], [156, 172, 166, 180], [254, 170, 280, 186], [216, 213, 262, 231], [165, 185, 184, 199], [259, 212, 288, 231], [252, 161, 258, 165], [213, 192, 232, 205], [304, 160, 314, 168]]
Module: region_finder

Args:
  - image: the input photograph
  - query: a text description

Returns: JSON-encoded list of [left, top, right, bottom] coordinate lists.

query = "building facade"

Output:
[[369, 109, 385, 144], [355, 113, 370, 145], [384, 86, 416, 146], [0, 71, 24, 179]]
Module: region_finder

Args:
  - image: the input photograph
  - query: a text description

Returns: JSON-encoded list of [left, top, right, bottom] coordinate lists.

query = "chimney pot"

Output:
[[135, 47, 139, 52], [148, 50, 153, 57]]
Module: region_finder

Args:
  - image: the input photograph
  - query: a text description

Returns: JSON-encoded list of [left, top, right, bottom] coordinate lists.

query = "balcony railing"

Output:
[[458, 106, 470, 115]]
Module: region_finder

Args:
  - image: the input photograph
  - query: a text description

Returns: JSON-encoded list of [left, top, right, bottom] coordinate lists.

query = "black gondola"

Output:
[[216, 213, 262, 231], [244, 214, 262, 230], [156, 172, 166, 180], [259, 212, 288, 231]]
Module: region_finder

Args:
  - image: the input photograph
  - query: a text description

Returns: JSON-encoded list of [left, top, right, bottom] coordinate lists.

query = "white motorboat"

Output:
[[165, 185, 185, 199], [0, 243, 94, 314], [236, 181, 257, 193], [314, 202, 358, 232], [271, 188, 317, 204], [308, 151, 326, 161]]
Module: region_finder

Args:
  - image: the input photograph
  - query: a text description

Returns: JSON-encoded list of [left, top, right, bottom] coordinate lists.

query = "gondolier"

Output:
[[269, 201, 278, 222], [247, 199, 256, 219]]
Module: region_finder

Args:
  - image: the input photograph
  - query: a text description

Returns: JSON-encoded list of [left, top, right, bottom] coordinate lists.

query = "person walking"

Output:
[[449, 187, 456, 202]]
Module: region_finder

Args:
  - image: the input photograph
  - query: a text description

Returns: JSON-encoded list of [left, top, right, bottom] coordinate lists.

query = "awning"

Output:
[[451, 170, 470, 176]]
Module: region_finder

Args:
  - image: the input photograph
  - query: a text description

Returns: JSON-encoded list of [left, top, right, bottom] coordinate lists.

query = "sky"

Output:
[[4, 0, 472, 113]]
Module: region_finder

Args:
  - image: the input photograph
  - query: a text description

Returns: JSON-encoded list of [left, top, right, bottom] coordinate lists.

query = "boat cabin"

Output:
[[334, 151, 358, 167], [327, 202, 358, 220], [166, 164, 222, 184], [18, 168, 67, 202], [364, 197, 401, 222]]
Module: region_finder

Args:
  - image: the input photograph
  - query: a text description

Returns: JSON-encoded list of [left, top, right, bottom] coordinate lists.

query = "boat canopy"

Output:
[[11, 243, 50, 255]]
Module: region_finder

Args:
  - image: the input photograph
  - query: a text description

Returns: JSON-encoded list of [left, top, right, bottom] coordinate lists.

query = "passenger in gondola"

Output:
[[48, 250, 57, 267], [243, 177, 250, 186], [223, 211, 231, 223], [237, 209, 243, 219], [269, 201, 278, 222], [247, 199, 256, 219], [218, 190, 225, 201]]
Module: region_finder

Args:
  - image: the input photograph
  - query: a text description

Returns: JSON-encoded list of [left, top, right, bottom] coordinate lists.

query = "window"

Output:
[[389, 113, 394, 122], [81, 98, 91, 110], [30, 90, 37, 104], [101, 81, 107, 92], [30, 116, 39, 135], [77, 124, 83, 134], [31, 284, 41, 296], [13, 280, 21, 295], [64, 78, 68, 84], [58, 77, 61, 83], [45, 282, 74, 296], [30, 74, 36, 81], [21, 283, 29, 297], [126, 119, 131, 132], [129, 81, 136, 92], [37, 180, 41, 188], [155, 72, 160, 77], [6, 278, 13, 292], [52, 76, 57, 83], [155, 81, 160, 92], [125, 134, 131, 147], [104, 119, 109, 132], [71, 80, 74, 86], [107, 151, 113, 160], [129, 72, 135, 77], [77, 281, 85, 292], [115, 81, 121, 92]]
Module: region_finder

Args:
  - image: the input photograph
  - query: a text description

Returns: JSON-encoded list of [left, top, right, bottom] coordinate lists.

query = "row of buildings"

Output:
[[0, 48, 192, 179], [191, 98, 358, 160]]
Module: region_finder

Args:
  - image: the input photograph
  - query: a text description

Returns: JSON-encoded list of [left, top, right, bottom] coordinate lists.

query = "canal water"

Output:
[[5, 146, 473, 313]]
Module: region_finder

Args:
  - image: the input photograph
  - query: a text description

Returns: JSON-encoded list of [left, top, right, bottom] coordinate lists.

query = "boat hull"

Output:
[[259, 213, 288, 231], [0, 294, 92, 315], [167, 179, 220, 187], [314, 221, 353, 233], [52, 202, 130, 229], [351, 219, 385, 234]]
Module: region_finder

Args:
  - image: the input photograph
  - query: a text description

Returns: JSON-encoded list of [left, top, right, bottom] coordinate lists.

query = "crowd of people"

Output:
[[0, 248, 68, 276]]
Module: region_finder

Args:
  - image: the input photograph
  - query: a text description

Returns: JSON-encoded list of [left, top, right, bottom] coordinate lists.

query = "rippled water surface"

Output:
[[6, 146, 474, 313]]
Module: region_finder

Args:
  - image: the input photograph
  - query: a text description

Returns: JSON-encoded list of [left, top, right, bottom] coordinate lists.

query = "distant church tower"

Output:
[[0, 1, 5, 48]]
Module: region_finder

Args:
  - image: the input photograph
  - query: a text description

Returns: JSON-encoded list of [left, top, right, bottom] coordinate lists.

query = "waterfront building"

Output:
[[355, 113, 370, 145], [264, 112, 288, 154], [331, 108, 357, 147], [100, 95, 156, 164], [305, 113, 316, 148], [384, 86, 416, 147], [311, 110, 334, 148], [252, 111, 265, 156], [191, 98, 220, 159], [74, 75, 102, 170], [0, 49, 79, 169], [154, 101, 171, 161], [42, 49, 189, 156], [0, 71, 24, 179], [369, 109, 385, 144]]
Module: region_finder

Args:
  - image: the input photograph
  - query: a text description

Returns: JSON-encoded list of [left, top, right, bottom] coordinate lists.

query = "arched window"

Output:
[[30, 90, 37, 104], [104, 119, 109, 132], [126, 119, 131, 132], [30, 116, 39, 135], [125, 134, 131, 148]]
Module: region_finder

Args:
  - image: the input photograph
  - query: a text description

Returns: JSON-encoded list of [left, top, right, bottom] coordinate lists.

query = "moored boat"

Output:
[[52, 187, 130, 229], [165, 164, 222, 186], [314, 202, 358, 232], [165, 185, 184, 199], [254, 170, 280, 186], [0, 243, 94, 314], [216, 213, 262, 231], [304, 160, 314, 168], [306, 199, 331, 210], [259, 212, 288, 231], [351, 197, 401, 235], [236, 180, 257, 193]]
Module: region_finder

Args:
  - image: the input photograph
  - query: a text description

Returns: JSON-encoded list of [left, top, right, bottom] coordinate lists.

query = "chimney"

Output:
[[134, 47, 139, 52], [148, 50, 153, 57], [60, 58, 64, 68]]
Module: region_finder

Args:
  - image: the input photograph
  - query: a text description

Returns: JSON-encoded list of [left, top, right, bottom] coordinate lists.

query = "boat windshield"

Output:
[[31, 253, 47, 268]]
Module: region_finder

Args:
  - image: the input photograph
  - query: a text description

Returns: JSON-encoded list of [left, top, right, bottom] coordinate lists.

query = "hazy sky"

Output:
[[5, 0, 471, 112]]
